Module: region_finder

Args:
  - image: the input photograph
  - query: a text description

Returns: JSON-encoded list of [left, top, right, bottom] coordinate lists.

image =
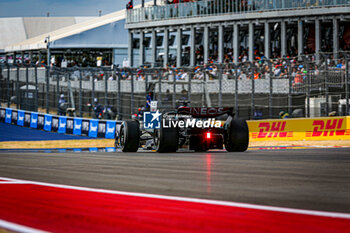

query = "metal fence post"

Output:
[[46, 66, 49, 113], [158, 71, 162, 108], [117, 72, 121, 119], [34, 65, 38, 111], [112, 66, 116, 116], [89, 72, 95, 118], [234, 65, 238, 118], [321, 53, 329, 115], [92, 73, 95, 103], [56, 72, 60, 113], [67, 72, 71, 107], [306, 62, 310, 117], [202, 73, 206, 107], [269, 63, 273, 119], [79, 70, 83, 117], [68, 73, 76, 117], [131, 73, 134, 116], [7, 63, 10, 107], [288, 63, 292, 115], [218, 69, 222, 107], [104, 70, 108, 107], [173, 73, 176, 109], [16, 65, 19, 109], [26, 65, 29, 110], [145, 72, 149, 94], [325, 67, 329, 116], [188, 71, 192, 106], [251, 65, 255, 120]]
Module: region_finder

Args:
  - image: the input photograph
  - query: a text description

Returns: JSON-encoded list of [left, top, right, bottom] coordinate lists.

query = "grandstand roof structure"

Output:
[[0, 17, 94, 52], [4, 1, 156, 53]]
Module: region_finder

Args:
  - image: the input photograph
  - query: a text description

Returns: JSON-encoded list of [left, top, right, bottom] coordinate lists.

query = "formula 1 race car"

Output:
[[115, 106, 249, 153]]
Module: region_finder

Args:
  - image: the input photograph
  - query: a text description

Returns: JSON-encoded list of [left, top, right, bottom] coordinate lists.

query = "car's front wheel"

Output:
[[120, 121, 140, 152]]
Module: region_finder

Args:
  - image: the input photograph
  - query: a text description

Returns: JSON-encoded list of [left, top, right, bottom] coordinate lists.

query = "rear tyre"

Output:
[[120, 121, 140, 152], [155, 123, 178, 153], [225, 119, 249, 152]]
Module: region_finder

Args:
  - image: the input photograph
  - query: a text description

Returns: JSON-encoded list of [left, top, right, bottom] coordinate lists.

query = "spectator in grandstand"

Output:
[[126, 0, 133, 9], [253, 69, 260, 80], [274, 64, 282, 77], [291, 67, 297, 79], [341, 60, 346, 70], [152, 70, 160, 80], [180, 69, 189, 80], [239, 71, 247, 80], [193, 67, 204, 80], [136, 69, 144, 81], [167, 0, 179, 3], [279, 64, 289, 78], [98, 73, 104, 81], [313, 65, 320, 76], [263, 64, 270, 75], [209, 65, 218, 79], [175, 69, 182, 80], [292, 69, 303, 87], [223, 64, 232, 76], [162, 67, 171, 80], [336, 60, 343, 69], [239, 49, 248, 62], [120, 69, 129, 80]]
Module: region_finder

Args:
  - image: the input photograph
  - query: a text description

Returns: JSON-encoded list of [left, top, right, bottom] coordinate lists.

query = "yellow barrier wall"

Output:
[[248, 116, 350, 141]]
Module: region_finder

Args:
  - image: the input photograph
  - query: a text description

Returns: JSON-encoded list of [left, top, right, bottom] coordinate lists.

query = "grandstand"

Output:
[[126, 0, 350, 68]]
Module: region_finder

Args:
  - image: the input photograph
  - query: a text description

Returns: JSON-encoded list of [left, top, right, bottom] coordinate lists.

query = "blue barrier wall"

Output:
[[0, 107, 121, 139]]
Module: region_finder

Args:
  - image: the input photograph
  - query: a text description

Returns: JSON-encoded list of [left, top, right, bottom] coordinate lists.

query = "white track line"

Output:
[[1, 176, 349, 219], [0, 181, 30, 184], [0, 219, 47, 233]]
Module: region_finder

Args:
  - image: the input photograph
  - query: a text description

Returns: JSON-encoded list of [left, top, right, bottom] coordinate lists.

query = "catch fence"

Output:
[[0, 53, 349, 120]]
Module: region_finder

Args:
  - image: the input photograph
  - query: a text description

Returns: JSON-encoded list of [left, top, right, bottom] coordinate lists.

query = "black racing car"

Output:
[[116, 106, 249, 153]]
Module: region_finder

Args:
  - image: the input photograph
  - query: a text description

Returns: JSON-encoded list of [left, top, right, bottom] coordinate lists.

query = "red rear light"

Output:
[[206, 132, 211, 139]]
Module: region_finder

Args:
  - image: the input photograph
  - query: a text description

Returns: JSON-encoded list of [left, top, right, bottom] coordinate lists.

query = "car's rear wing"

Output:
[[177, 107, 233, 118]]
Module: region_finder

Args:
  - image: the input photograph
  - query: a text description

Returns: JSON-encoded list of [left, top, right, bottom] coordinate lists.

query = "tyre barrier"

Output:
[[0, 107, 122, 139]]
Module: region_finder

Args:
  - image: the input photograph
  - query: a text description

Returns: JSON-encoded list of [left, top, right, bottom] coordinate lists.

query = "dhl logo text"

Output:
[[251, 121, 293, 139], [306, 119, 350, 137]]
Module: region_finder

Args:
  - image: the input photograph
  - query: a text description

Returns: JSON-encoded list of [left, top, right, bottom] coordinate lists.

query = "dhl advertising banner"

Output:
[[248, 117, 350, 141]]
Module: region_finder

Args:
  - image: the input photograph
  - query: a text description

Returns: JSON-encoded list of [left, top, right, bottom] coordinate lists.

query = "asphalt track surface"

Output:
[[0, 148, 349, 213]]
